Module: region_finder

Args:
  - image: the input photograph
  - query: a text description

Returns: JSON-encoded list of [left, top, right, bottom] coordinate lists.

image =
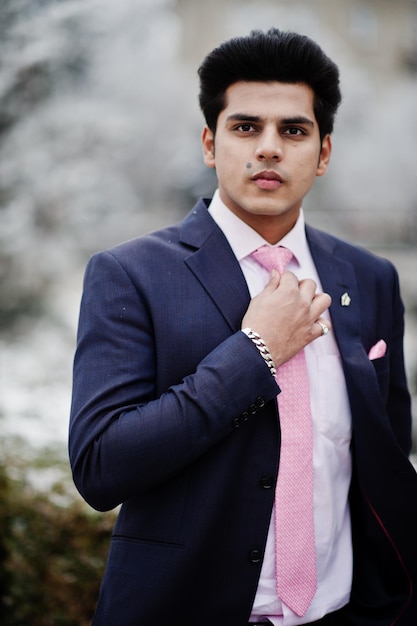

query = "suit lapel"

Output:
[[306, 226, 391, 434], [306, 225, 362, 364], [180, 199, 251, 332]]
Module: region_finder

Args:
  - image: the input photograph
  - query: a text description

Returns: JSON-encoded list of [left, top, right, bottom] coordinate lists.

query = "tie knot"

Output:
[[252, 245, 294, 275]]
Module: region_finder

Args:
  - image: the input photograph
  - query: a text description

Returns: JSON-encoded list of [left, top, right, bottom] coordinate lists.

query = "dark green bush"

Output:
[[0, 439, 115, 625]]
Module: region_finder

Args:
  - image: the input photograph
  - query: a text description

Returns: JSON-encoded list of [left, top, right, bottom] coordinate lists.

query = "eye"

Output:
[[235, 123, 257, 133], [283, 127, 305, 136]]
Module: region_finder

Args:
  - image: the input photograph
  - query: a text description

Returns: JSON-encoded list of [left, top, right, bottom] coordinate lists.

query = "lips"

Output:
[[252, 170, 283, 191]]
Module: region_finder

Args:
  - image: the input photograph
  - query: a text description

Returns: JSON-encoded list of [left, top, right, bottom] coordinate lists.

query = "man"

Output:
[[69, 29, 417, 625]]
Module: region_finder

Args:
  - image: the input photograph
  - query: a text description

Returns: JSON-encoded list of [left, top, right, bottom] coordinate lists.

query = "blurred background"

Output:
[[0, 0, 416, 623]]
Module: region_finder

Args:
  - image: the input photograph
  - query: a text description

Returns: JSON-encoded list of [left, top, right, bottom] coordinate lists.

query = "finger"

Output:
[[277, 270, 302, 288], [298, 278, 318, 299], [311, 292, 332, 318], [263, 268, 282, 291], [315, 318, 331, 337]]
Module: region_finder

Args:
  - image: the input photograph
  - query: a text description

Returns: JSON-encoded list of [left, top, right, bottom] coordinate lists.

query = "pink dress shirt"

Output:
[[209, 190, 353, 625]]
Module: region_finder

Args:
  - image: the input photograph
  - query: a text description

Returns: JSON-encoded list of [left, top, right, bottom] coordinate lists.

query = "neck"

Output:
[[235, 212, 299, 244]]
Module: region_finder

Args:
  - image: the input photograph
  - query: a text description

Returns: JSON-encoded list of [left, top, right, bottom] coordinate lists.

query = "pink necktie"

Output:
[[252, 245, 317, 616]]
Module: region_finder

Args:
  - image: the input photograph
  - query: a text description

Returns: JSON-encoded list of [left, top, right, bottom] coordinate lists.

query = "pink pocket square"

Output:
[[368, 339, 387, 360]]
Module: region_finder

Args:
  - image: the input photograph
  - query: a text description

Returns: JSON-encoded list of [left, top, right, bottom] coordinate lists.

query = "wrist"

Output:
[[241, 328, 276, 377]]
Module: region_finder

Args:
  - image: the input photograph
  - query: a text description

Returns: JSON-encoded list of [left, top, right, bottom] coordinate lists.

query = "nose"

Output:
[[255, 128, 283, 161]]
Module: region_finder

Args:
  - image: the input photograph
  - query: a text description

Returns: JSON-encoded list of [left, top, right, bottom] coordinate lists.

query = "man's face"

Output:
[[202, 81, 331, 242]]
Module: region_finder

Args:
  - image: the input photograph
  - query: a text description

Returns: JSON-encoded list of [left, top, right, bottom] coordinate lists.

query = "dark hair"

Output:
[[198, 28, 341, 141]]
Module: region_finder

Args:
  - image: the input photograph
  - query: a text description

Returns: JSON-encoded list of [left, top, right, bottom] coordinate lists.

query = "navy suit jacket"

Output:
[[69, 198, 417, 625]]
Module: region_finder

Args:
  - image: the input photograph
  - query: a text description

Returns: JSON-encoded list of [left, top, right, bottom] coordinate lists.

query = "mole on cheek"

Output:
[[246, 162, 252, 169]]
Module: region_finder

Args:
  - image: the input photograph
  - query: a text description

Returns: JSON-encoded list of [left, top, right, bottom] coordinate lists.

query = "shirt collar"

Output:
[[208, 189, 309, 266]]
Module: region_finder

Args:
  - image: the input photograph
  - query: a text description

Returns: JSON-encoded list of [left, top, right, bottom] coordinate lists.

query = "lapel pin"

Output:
[[341, 292, 351, 307]]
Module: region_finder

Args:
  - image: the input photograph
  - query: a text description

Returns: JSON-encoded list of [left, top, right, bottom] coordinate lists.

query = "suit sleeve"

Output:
[[69, 250, 279, 511]]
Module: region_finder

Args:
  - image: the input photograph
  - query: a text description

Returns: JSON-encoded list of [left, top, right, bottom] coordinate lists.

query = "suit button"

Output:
[[231, 417, 241, 429], [249, 404, 257, 415], [260, 476, 274, 489], [249, 550, 262, 563], [241, 411, 249, 422], [256, 396, 265, 408]]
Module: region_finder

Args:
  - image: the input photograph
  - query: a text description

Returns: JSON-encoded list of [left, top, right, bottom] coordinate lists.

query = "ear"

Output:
[[316, 134, 332, 177], [202, 125, 215, 168]]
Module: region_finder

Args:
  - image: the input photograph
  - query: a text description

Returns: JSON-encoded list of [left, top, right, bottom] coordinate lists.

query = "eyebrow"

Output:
[[225, 113, 315, 127]]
